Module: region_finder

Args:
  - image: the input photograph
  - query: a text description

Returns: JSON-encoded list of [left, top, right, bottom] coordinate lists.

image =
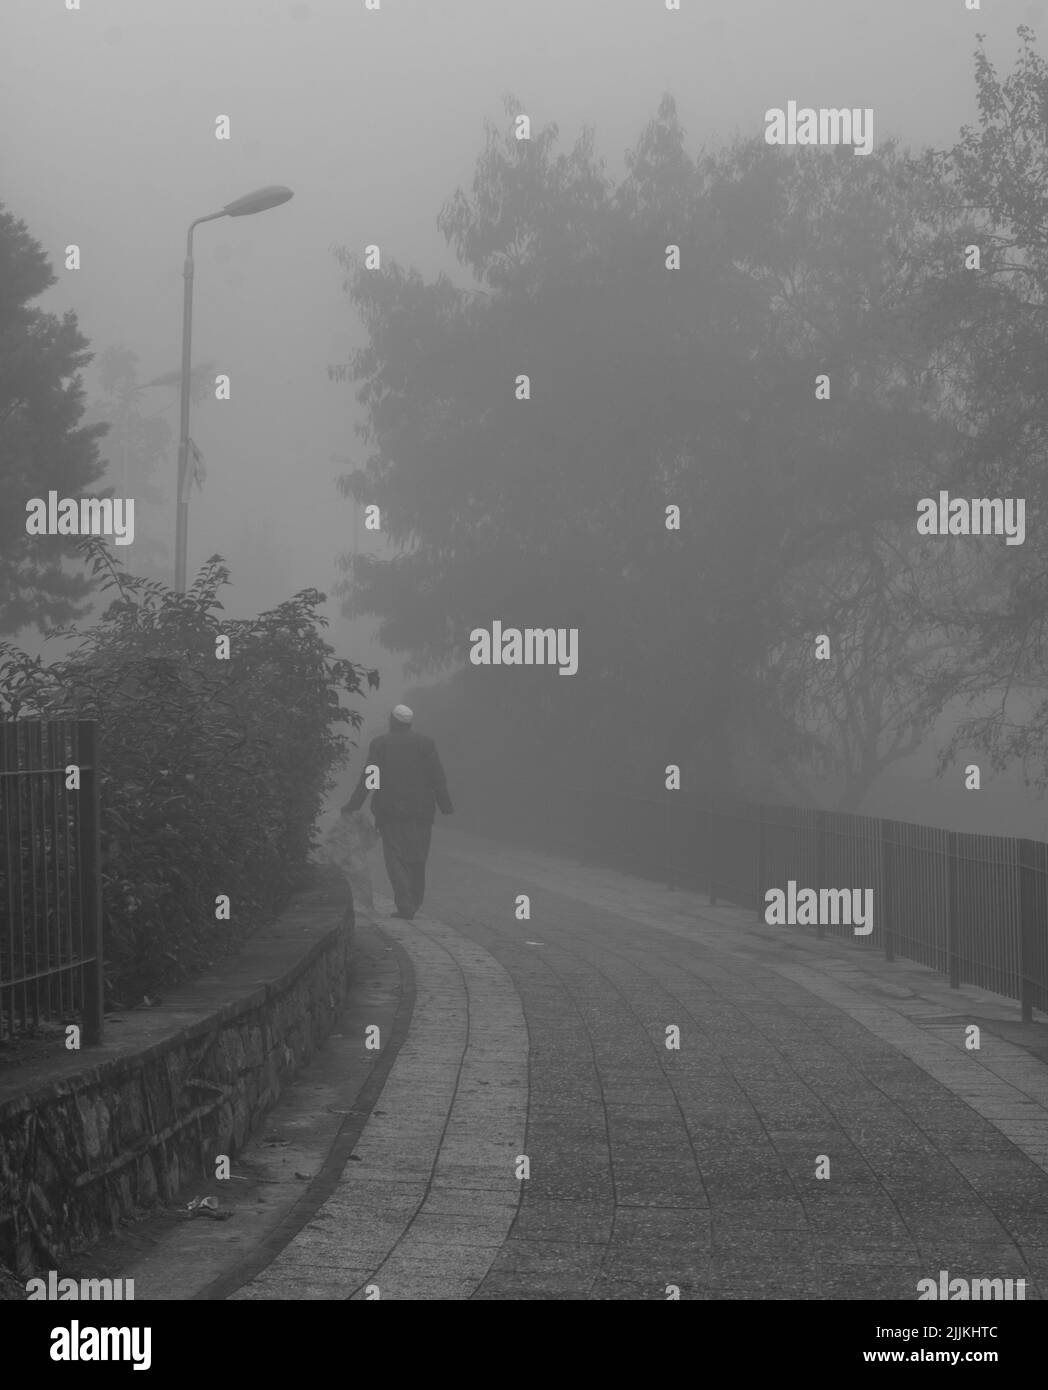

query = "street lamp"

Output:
[[174, 184, 294, 592]]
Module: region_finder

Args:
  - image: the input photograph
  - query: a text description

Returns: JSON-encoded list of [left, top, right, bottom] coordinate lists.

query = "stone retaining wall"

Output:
[[0, 863, 354, 1279]]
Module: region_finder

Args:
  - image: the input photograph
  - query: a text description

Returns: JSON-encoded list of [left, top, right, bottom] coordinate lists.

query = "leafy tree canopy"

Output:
[[0, 205, 107, 635]]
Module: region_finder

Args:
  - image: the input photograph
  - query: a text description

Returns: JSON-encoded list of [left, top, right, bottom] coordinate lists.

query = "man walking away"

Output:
[[341, 704, 454, 920]]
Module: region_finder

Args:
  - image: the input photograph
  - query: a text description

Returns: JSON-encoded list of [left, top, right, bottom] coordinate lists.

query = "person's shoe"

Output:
[[391, 909, 415, 920]]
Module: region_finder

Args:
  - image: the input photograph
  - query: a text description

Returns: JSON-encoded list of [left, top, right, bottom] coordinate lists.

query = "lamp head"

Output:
[[222, 185, 294, 217]]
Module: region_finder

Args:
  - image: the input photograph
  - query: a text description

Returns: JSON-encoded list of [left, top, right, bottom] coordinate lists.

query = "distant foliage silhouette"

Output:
[[0, 203, 108, 636], [0, 541, 376, 1004]]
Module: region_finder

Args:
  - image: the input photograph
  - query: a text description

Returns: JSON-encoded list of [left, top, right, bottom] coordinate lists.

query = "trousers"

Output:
[[378, 817, 432, 915]]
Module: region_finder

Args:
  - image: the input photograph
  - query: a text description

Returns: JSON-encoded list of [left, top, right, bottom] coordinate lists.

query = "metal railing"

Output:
[[0, 719, 103, 1045], [452, 777, 1048, 1022]]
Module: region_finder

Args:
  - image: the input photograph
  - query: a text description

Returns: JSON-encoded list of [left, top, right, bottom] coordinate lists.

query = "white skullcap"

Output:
[[392, 704, 413, 723]]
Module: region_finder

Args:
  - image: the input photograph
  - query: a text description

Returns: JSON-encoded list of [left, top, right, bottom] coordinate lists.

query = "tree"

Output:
[[81, 346, 172, 582], [329, 98, 967, 802], [0, 204, 107, 635], [706, 134, 972, 810], [916, 27, 1048, 788], [746, 535, 969, 810]]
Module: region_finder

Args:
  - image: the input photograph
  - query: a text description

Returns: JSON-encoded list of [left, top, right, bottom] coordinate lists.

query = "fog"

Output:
[[5, 0, 1048, 825]]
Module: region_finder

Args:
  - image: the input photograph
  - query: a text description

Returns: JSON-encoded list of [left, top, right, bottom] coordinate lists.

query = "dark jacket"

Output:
[[344, 727, 454, 823]]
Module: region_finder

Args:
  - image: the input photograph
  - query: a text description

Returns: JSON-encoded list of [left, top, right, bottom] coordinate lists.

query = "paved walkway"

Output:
[[113, 827, 1048, 1299], [230, 906, 527, 1300]]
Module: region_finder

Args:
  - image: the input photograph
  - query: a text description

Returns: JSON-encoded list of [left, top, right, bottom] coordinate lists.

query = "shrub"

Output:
[[0, 542, 376, 1004]]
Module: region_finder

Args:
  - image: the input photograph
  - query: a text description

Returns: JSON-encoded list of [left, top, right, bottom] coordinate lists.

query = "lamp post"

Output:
[[175, 184, 294, 592]]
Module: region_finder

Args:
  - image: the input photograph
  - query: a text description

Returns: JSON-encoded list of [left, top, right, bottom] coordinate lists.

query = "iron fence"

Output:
[[452, 776, 1048, 1022], [0, 719, 103, 1045]]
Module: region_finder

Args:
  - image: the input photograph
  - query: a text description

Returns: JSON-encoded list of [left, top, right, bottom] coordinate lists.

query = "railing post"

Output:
[[78, 720, 104, 1046], [1019, 838, 1038, 1024], [663, 790, 672, 886], [709, 803, 718, 906], [946, 829, 961, 990], [0, 722, 12, 1041], [755, 803, 765, 920], [814, 808, 826, 940], [880, 818, 894, 963]]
